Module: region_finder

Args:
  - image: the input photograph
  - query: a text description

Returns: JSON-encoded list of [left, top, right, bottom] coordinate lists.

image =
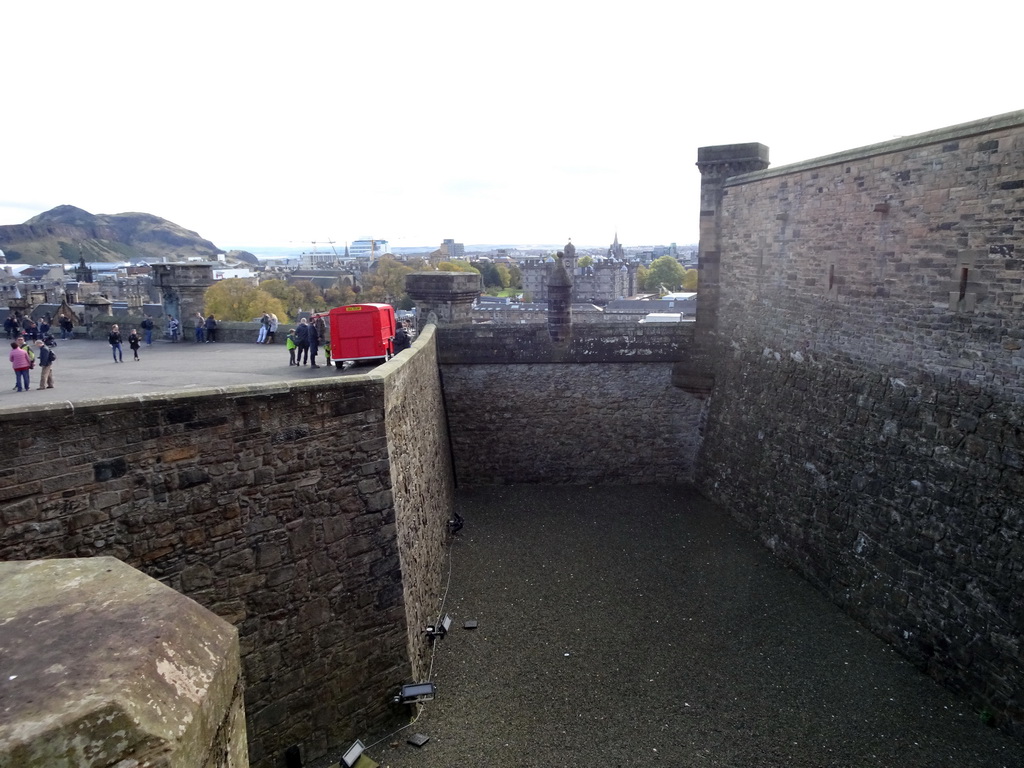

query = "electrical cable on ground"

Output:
[[363, 527, 459, 754]]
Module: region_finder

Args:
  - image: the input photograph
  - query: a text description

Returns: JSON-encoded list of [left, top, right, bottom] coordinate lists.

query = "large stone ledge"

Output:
[[727, 109, 1024, 185], [0, 557, 247, 768]]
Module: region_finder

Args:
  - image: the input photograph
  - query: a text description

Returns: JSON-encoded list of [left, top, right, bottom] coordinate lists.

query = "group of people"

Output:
[[192, 312, 219, 343], [8, 335, 55, 391], [256, 313, 280, 344], [285, 316, 326, 367], [4, 311, 74, 343], [107, 324, 142, 362]]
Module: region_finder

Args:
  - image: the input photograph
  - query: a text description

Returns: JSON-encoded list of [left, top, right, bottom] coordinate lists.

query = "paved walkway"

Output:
[[0, 338, 365, 410], [351, 486, 1020, 768]]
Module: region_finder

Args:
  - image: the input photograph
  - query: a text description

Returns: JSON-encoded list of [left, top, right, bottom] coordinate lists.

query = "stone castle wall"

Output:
[[0, 326, 453, 768], [437, 324, 705, 486], [697, 111, 1024, 732]]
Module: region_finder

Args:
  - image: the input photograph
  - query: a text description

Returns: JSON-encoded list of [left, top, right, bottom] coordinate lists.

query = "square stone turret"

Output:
[[152, 262, 215, 324], [406, 271, 482, 331]]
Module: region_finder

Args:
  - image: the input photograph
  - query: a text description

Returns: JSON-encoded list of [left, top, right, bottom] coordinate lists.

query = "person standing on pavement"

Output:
[[392, 321, 411, 353], [34, 340, 55, 388], [194, 312, 205, 343], [141, 315, 154, 345], [205, 314, 218, 343], [128, 329, 142, 361], [286, 329, 297, 365], [109, 324, 124, 363], [308, 317, 321, 368], [294, 317, 310, 364], [59, 314, 74, 340], [9, 341, 31, 391], [266, 313, 279, 344]]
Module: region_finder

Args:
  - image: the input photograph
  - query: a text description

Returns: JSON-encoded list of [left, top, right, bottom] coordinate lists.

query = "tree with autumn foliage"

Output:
[[204, 279, 289, 321]]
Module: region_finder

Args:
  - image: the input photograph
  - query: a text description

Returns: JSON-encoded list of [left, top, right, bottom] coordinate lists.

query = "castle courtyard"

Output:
[[354, 485, 1020, 768], [0, 337, 363, 407]]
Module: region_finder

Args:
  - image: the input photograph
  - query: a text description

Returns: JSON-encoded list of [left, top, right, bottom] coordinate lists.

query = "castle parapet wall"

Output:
[[0, 326, 454, 768]]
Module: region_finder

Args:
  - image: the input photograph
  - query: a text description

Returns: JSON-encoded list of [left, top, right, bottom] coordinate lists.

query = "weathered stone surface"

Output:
[[0, 330, 455, 768], [441, 359, 704, 485], [0, 557, 246, 768], [696, 110, 1024, 737]]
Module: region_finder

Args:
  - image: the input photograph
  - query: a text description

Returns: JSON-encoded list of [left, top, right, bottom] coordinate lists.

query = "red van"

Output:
[[325, 303, 396, 367]]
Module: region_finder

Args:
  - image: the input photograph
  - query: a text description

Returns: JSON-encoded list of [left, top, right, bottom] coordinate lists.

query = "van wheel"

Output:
[[335, 361, 343, 369]]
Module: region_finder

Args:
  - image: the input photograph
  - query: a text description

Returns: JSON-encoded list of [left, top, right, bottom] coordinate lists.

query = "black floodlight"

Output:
[[393, 682, 436, 705], [341, 739, 365, 768], [407, 733, 430, 747], [425, 614, 452, 639], [463, 619, 478, 630], [447, 511, 464, 535]]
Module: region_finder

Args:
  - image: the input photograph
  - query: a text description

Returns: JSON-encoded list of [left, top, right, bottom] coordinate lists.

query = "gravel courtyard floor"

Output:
[[355, 485, 1020, 768]]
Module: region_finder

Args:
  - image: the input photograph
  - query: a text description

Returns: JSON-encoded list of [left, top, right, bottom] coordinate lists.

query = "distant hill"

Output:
[[0, 205, 223, 264]]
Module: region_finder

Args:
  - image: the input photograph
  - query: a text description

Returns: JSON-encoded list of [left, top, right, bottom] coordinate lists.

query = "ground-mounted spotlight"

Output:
[[425, 613, 452, 640], [392, 682, 436, 705], [340, 739, 367, 768], [447, 511, 464, 535]]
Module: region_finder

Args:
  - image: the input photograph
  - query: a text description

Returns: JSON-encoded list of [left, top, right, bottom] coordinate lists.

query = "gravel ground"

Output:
[[353, 485, 1020, 768]]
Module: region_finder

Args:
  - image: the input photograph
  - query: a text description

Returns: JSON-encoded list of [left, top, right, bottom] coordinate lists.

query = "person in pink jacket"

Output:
[[9, 341, 31, 392]]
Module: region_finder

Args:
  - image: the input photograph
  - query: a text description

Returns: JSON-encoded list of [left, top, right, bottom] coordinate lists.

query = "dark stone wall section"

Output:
[[0, 332, 454, 768], [698, 111, 1024, 735]]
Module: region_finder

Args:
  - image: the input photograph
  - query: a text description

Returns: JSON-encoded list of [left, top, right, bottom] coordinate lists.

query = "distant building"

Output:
[[520, 237, 637, 304], [349, 239, 389, 259], [440, 239, 465, 260], [608, 232, 625, 260]]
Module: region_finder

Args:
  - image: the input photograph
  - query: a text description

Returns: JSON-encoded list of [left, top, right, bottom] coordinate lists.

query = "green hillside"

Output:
[[0, 205, 223, 264]]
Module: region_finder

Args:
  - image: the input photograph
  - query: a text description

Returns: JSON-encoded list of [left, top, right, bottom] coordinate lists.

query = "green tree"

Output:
[[495, 264, 511, 289], [682, 268, 698, 292], [204, 279, 288, 321], [506, 264, 522, 289], [323, 279, 359, 308], [259, 279, 303, 319], [291, 280, 326, 311], [362, 256, 416, 304], [437, 261, 480, 274], [641, 256, 687, 293], [636, 265, 649, 291], [578, 254, 594, 268]]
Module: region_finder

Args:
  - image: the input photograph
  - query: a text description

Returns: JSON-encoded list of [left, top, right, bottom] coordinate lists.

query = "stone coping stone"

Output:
[[727, 109, 1024, 185], [0, 557, 241, 768]]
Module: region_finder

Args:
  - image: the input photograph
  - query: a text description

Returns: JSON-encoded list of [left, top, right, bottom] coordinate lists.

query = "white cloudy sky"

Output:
[[2, 1, 1020, 250]]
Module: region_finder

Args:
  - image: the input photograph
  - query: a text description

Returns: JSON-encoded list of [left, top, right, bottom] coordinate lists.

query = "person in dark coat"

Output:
[[308, 318, 321, 368], [294, 318, 310, 365], [128, 328, 142, 361], [392, 322, 411, 353]]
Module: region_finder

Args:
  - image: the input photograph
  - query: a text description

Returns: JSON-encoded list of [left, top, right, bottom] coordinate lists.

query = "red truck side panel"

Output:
[[327, 304, 396, 363]]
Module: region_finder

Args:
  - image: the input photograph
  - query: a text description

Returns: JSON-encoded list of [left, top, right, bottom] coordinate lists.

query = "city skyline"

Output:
[[2, 2, 1019, 251]]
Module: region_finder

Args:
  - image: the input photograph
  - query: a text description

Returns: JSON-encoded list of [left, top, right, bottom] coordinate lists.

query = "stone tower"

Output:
[[547, 252, 572, 343], [673, 143, 769, 397], [563, 239, 577, 272]]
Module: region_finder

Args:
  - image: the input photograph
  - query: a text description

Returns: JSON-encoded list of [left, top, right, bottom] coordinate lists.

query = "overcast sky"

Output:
[[3, 1, 1020, 251]]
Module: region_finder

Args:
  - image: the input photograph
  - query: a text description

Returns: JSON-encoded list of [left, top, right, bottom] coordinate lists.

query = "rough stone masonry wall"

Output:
[[0, 331, 453, 768], [697, 112, 1024, 732], [382, 325, 455, 679], [438, 324, 704, 486]]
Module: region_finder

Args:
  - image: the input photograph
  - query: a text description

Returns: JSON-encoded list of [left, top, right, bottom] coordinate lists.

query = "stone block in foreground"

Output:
[[0, 557, 247, 768]]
